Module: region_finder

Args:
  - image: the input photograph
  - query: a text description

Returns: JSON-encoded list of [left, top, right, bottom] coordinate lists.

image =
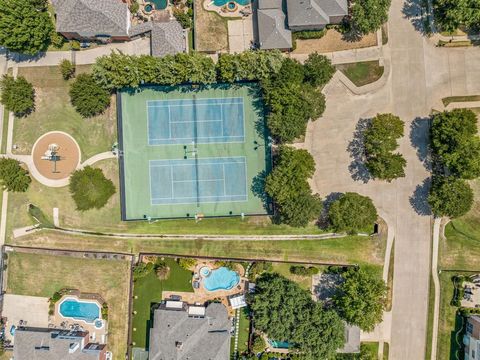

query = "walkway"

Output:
[[431, 217, 441, 360]]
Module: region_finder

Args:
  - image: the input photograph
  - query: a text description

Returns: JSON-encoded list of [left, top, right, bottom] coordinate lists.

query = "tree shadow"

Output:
[[409, 177, 432, 216], [402, 0, 431, 36], [347, 118, 372, 183], [251, 170, 270, 212], [410, 117, 432, 171], [317, 192, 342, 229]]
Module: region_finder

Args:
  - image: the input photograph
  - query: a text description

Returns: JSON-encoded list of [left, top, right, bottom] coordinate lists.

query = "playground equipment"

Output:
[[41, 143, 61, 173]]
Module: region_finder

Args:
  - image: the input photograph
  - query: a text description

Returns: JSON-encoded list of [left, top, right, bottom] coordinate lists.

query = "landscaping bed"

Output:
[[337, 61, 384, 87], [6, 251, 130, 360], [293, 29, 377, 54]]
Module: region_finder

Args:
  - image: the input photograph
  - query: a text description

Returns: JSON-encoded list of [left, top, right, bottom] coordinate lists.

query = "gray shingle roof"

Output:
[[130, 21, 186, 57], [52, 0, 130, 37], [148, 303, 231, 360], [13, 327, 105, 360], [257, 0, 292, 50], [286, 0, 348, 28]]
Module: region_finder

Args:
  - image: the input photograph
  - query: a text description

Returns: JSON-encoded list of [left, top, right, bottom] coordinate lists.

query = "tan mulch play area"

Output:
[[32, 132, 80, 180]]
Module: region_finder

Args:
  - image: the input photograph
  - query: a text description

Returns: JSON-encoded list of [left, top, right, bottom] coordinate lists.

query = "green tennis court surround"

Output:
[[117, 84, 271, 220]]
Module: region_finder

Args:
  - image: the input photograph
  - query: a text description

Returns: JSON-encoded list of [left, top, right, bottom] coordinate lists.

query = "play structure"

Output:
[[41, 143, 61, 173]]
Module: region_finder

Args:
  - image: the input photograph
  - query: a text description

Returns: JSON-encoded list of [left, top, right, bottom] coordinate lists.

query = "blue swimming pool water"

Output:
[[59, 298, 100, 323], [214, 0, 250, 5], [268, 339, 290, 349], [204, 267, 240, 291], [151, 0, 168, 9]]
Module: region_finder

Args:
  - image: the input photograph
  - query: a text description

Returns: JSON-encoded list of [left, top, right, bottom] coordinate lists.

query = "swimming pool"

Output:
[[213, 0, 250, 6], [59, 297, 100, 323], [268, 339, 290, 349], [151, 0, 168, 9], [203, 267, 240, 291]]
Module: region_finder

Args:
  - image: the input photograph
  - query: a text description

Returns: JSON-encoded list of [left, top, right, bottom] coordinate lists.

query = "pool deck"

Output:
[[203, 0, 252, 18], [53, 295, 108, 344], [162, 261, 247, 316]]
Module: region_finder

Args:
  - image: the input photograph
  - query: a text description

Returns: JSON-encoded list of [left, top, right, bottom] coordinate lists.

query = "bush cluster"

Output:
[[59, 59, 75, 80], [69, 73, 110, 117], [0, 158, 31, 192], [265, 146, 322, 227], [69, 166, 116, 211], [177, 257, 196, 270], [133, 262, 154, 281], [289, 265, 319, 276], [328, 192, 378, 234]]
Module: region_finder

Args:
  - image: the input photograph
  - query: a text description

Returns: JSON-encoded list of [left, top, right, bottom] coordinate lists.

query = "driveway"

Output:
[[305, 0, 480, 358]]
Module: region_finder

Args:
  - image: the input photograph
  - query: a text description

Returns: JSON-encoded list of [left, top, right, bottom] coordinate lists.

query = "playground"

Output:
[[118, 84, 270, 220], [32, 131, 81, 181]]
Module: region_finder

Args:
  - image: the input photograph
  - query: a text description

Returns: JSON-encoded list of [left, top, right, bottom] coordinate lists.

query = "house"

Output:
[[51, 0, 131, 41], [464, 315, 480, 360], [52, 0, 186, 56], [148, 302, 231, 360], [13, 327, 107, 360], [257, 0, 292, 50], [286, 0, 349, 31]]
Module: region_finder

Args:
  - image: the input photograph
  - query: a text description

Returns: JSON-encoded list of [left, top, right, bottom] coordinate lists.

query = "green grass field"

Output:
[[132, 258, 193, 349], [337, 61, 384, 87], [6, 251, 130, 360], [119, 84, 269, 220], [12, 66, 116, 160], [237, 307, 250, 354]]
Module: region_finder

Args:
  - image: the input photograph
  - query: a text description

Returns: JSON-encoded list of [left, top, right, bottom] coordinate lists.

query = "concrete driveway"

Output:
[[305, 0, 480, 358]]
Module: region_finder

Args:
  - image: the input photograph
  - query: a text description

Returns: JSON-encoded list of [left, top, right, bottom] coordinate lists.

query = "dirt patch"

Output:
[[194, 0, 229, 52], [32, 132, 80, 180], [293, 29, 377, 54]]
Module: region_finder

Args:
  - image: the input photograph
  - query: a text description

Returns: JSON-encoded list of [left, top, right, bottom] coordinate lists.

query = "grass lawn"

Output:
[[194, 0, 229, 52], [271, 262, 316, 290], [6, 251, 130, 360], [237, 307, 250, 354], [337, 61, 384, 87], [383, 342, 389, 359], [1, 105, 8, 154], [11, 230, 386, 273], [12, 66, 116, 160], [132, 258, 193, 349]]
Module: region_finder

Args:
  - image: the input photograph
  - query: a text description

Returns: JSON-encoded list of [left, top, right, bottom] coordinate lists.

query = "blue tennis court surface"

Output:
[[149, 157, 247, 205], [147, 97, 245, 145]]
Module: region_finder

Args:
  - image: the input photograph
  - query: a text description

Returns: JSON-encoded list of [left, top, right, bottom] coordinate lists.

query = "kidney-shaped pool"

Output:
[[203, 267, 240, 291]]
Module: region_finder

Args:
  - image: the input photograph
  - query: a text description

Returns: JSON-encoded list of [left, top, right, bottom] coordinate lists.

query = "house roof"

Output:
[[13, 327, 105, 360], [130, 21, 186, 57], [257, 0, 292, 50], [286, 0, 348, 28], [337, 324, 361, 354], [52, 0, 130, 37], [148, 303, 231, 360]]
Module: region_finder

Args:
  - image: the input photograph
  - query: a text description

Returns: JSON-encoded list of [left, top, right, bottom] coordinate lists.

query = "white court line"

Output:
[[151, 161, 245, 168], [172, 178, 225, 183], [170, 166, 175, 199], [222, 163, 227, 196], [146, 97, 243, 107], [149, 135, 245, 141], [169, 119, 223, 124]]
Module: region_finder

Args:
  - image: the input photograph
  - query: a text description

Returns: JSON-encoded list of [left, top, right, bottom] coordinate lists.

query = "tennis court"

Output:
[[147, 97, 245, 145], [118, 84, 270, 219], [150, 157, 247, 205]]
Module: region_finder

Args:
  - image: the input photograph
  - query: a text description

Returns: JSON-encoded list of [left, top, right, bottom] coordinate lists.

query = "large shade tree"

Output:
[[328, 192, 378, 233], [334, 268, 387, 332], [69, 166, 116, 211], [0, 158, 31, 192], [69, 74, 111, 118], [251, 273, 345, 359], [348, 0, 392, 35], [428, 176, 474, 218], [431, 109, 480, 180], [433, 0, 480, 32], [0, 0, 54, 55], [0, 75, 35, 116]]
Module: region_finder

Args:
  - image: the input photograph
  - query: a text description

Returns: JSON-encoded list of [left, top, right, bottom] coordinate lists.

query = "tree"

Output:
[[0, 0, 54, 55], [334, 268, 387, 332], [173, 8, 192, 29], [276, 191, 323, 227], [59, 59, 75, 80], [69, 74, 111, 117], [69, 166, 116, 211], [155, 261, 170, 280], [133, 262, 154, 281], [303, 52, 335, 88], [364, 113, 406, 181], [431, 109, 480, 179], [428, 176, 473, 218], [251, 273, 345, 359], [348, 0, 392, 35], [252, 335, 266, 354], [433, 0, 480, 32], [328, 192, 378, 233], [0, 75, 35, 116], [0, 158, 31, 192]]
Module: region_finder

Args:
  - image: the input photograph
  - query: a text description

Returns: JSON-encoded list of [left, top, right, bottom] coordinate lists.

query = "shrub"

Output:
[[252, 335, 266, 354], [289, 265, 319, 276], [133, 262, 154, 280], [69, 73, 110, 117], [428, 176, 474, 218], [0, 158, 31, 192], [303, 52, 335, 88], [328, 192, 377, 234], [293, 29, 326, 40], [129, 0, 139, 13], [0, 75, 35, 116], [70, 40, 80, 51], [101, 303, 109, 320], [173, 8, 192, 29], [249, 262, 273, 280], [50, 31, 66, 49], [69, 166, 116, 211], [59, 59, 75, 80], [178, 257, 196, 270]]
